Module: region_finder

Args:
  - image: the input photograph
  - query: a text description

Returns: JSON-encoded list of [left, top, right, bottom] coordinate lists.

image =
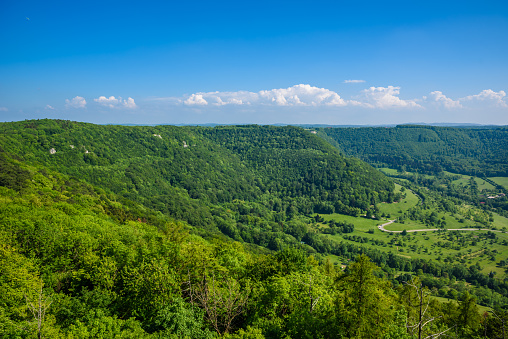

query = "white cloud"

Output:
[[172, 85, 508, 119], [344, 80, 366, 84], [183, 84, 346, 107], [212, 91, 259, 106], [260, 84, 346, 106], [0, 107, 8, 112], [94, 96, 137, 109], [427, 91, 462, 109], [95, 96, 120, 108], [184, 94, 208, 105], [65, 96, 86, 109], [462, 89, 508, 108], [358, 86, 421, 109], [45, 105, 55, 110], [123, 97, 137, 109]]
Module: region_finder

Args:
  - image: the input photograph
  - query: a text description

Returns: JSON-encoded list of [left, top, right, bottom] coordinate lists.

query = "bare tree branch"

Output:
[[24, 283, 52, 339], [190, 272, 249, 335], [403, 279, 452, 339]]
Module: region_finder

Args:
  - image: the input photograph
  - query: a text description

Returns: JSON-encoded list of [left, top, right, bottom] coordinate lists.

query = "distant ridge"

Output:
[[115, 122, 507, 129], [317, 124, 508, 177], [396, 122, 507, 129], [292, 123, 507, 129]]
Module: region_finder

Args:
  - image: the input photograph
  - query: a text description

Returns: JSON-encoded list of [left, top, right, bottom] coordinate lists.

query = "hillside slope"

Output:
[[0, 119, 394, 247], [317, 125, 508, 176]]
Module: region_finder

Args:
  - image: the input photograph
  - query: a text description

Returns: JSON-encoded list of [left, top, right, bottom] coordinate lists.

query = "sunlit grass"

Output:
[[431, 296, 492, 314], [490, 177, 508, 190], [316, 209, 508, 279], [452, 176, 496, 191]]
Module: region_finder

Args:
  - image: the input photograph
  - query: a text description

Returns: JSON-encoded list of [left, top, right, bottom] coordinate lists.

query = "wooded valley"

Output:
[[1, 119, 508, 338]]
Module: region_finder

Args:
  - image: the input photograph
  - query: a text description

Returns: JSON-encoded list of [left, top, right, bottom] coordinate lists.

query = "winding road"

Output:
[[377, 220, 500, 233]]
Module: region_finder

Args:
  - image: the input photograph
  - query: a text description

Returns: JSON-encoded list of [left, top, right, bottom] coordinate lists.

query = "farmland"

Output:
[[315, 182, 508, 279]]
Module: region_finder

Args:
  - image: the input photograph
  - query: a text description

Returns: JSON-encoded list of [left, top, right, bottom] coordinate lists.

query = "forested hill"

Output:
[[0, 119, 393, 244], [2, 120, 507, 337], [1, 159, 491, 338], [317, 125, 508, 176]]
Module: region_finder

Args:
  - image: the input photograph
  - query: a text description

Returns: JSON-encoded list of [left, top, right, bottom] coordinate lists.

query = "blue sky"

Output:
[[1, 0, 507, 125]]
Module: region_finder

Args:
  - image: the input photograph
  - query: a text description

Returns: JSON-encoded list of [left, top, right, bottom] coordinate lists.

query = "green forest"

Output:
[[1, 119, 508, 338], [317, 125, 508, 215], [317, 125, 508, 177]]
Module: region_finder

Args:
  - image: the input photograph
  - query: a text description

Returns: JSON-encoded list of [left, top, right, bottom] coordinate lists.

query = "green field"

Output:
[[324, 253, 349, 266], [316, 198, 508, 279], [378, 183, 420, 217], [379, 167, 399, 176], [318, 213, 381, 231], [451, 175, 496, 191], [383, 221, 437, 231], [384, 210, 505, 232], [380, 168, 435, 180], [432, 296, 492, 314], [493, 214, 508, 229], [322, 217, 508, 278], [490, 177, 508, 190], [380, 168, 503, 195]]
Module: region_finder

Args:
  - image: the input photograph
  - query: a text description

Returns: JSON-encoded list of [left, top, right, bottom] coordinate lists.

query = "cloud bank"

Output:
[[178, 85, 507, 113], [59, 86, 506, 125], [183, 84, 347, 107]]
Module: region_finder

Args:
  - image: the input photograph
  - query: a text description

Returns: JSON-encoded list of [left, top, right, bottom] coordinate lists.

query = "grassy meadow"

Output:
[[490, 177, 508, 190], [432, 296, 493, 314], [315, 181, 508, 279], [451, 175, 496, 191]]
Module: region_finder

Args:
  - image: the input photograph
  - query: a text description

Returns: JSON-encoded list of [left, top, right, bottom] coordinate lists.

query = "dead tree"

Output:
[[190, 273, 249, 335], [404, 280, 453, 339], [25, 283, 52, 339], [303, 273, 320, 313]]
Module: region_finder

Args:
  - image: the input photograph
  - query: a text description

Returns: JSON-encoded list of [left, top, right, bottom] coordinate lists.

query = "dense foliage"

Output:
[[0, 120, 394, 251], [2, 120, 508, 337], [317, 125, 508, 177], [0, 160, 498, 337], [317, 125, 508, 217]]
